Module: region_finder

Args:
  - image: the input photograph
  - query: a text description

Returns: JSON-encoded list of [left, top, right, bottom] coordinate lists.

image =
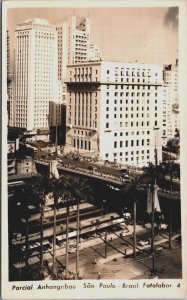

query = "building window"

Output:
[[114, 141, 117, 148], [120, 141, 123, 147], [106, 123, 109, 128]]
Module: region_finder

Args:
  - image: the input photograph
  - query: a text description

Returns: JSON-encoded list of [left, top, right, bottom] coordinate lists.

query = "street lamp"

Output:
[[55, 123, 58, 157], [169, 158, 173, 249], [150, 127, 159, 276]]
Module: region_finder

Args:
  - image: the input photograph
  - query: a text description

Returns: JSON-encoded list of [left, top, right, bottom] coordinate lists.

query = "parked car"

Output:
[[155, 246, 163, 254], [137, 239, 150, 247], [159, 223, 168, 230], [68, 246, 76, 254], [68, 244, 82, 254], [120, 229, 129, 237]]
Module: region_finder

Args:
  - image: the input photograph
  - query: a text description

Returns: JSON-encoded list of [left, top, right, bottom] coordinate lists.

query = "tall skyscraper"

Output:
[[56, 15, 90, 81], [163, 60, 179, 142], [7, 30, 10, 79], [14, 18, 58, 131], [65, 61, 163, 167]]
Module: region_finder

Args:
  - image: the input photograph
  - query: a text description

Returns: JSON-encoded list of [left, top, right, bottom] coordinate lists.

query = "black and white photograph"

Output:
[[1, 0, 187, 299]]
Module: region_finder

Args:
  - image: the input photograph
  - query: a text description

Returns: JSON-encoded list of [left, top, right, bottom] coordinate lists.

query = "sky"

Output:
[[7, 6, 178, 67]]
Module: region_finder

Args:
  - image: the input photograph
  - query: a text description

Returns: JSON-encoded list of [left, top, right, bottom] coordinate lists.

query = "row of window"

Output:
[[73, 138, 91, 150], [106, 99, 157, 105], [74, 130, 92, 136], [105, 106, 157, 111], [106, 113, 157, 119], [114, 139, 150, 148], [105, 120, 158, 128], [114, 131, 150, 136]]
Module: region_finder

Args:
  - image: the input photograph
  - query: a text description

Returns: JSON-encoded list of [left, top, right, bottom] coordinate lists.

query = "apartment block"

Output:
[[65, 61, 163, 167]]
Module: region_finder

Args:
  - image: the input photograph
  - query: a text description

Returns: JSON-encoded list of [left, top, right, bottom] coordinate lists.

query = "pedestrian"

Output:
[[98, 272, 101, 279], [124, 248, 127, 256]]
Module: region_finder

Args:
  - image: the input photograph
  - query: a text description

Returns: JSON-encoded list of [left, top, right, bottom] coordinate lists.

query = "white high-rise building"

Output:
[[88, 44, 102, 62], [14, 18, 59, 131], [8, 73, 14, 126], [163, 60, 179, 142], [65, 61, 163, 167], [56, 16, 90, 81]]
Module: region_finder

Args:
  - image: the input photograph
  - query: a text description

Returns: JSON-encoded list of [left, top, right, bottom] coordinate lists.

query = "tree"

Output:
[[121, 176, 143, 258], [68, 178, 93, 278], [31, 176, 51, 269], [48, 175, 72, 276]]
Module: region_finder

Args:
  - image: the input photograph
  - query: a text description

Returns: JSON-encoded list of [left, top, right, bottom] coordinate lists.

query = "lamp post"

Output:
[[151, 127, 159, 276], [105, 231, 107, 258], [151, 185, 155, 275], [169, 159, 173, 249], [65, 197, 69, 278], [133, 197, 137, 259], [55, 123, 58, 157]]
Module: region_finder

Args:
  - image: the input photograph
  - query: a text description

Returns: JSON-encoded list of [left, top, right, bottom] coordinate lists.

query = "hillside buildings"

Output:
[[65, 61, 163, 167]]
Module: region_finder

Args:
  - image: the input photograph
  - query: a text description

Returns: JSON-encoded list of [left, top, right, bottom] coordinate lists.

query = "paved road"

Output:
[[44, 224, 181, 279]]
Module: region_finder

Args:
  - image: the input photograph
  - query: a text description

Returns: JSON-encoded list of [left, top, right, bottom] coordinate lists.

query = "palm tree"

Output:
[[69, 178, 93, 278], [121, 176, 142, 259], [19, 182, 37, 267], [49, 175, 72, 276], [29, 176, 51, 269]]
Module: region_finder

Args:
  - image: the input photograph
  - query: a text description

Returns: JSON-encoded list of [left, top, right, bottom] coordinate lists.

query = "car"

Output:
[[68, 244, 82, 254], [159, 223, 168, 230], [155, 246, 163, 254], [68, 246, 76, 254], [123, 212, 131, 221], [137, 240, 150, 247], [122, 174, 130, 179], [120, 231, 127, 237], [120, 229, 129, 237]]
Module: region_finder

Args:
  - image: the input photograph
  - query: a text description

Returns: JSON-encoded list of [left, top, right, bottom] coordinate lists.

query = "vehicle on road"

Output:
[[159, 223, 168, 230], [68, 244, 83, 254], [68, 246, 76, 254], [137, 239, 150, 247], [155, 246, 163, 254], [120, 229, 129, 237]]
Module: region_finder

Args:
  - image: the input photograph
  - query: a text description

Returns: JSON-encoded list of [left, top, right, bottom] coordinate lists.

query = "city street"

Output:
[[43, 224, 181, 280]]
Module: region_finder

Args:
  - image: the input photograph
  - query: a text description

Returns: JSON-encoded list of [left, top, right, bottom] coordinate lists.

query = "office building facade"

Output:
[[65, 61, 163, 167], [163, 60, 179, 142], [14, 18, 59, 131]]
